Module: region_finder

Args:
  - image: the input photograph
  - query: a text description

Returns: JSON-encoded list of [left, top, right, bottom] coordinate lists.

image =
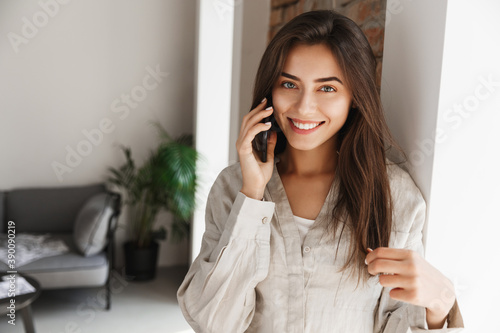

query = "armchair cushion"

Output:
[[73, 193, 113, 256], [0, 234, 108, 288]]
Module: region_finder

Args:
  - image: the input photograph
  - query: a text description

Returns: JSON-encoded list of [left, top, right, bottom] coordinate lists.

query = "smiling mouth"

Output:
[[289, 118, 325, 130]]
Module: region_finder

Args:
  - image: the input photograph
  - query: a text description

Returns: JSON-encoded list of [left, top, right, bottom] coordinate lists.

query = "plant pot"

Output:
[[123, 241, 159, 281]]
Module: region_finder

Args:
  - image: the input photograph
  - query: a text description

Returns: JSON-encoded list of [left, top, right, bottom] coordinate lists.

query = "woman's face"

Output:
[[271, 43, 353, 152]]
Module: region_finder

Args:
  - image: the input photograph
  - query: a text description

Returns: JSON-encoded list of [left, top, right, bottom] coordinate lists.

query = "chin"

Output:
[[285, 139, 321, 152]]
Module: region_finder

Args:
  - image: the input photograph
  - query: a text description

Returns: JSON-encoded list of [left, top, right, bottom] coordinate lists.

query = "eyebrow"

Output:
[[281, 72, 344, 85]]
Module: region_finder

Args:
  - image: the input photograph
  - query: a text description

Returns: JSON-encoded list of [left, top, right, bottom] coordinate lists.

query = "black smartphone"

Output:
[[252, 95, 281, 163]]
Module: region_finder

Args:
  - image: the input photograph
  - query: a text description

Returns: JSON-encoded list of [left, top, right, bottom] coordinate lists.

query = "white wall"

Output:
[[191, 0, 237, 261], [381, 0, 448, 196], [234, 0, 271, 164], [0, 0, 197, 267], [382, 0, 500, 330], [430, 1, 500, 330], [190, 0, 270, 262]]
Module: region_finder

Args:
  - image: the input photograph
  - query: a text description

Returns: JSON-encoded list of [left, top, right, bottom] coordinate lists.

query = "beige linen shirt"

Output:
[[177, 156, 464, 333]]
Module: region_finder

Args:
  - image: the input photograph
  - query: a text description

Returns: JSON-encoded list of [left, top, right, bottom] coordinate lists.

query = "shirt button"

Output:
[[304, 246, 311, 253], [262, 217, 269, 224]]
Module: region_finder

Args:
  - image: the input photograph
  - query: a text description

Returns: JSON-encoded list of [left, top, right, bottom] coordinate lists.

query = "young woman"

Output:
[[178, 10, 463, 333]]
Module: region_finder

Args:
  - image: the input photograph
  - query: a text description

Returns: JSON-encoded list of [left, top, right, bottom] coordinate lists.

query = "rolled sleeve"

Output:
[[219, 191, 275, 241], [177, 173, 276, 333], [412, 299, 465, 332]]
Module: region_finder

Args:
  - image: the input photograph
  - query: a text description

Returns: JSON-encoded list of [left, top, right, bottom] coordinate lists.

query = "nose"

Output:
[[295, 91, 316, 116]]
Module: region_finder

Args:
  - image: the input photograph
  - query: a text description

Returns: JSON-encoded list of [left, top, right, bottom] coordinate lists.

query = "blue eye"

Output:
[[321, 86, 336, 92], [282, 81, 296, 89]]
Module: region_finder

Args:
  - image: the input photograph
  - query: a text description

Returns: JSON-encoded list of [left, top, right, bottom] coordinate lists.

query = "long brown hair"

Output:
[[251, 10, 407, 287]]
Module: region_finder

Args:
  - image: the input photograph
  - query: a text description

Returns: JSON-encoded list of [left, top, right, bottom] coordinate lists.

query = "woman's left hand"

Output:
[[365, 247, 456, 320]]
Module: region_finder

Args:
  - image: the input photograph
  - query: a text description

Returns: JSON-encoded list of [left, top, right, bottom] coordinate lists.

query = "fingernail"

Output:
[[264, 122, 271, 126], [261, 97, 266, 103], [265, 106, 273, 110], [365, 248, 373, 265]]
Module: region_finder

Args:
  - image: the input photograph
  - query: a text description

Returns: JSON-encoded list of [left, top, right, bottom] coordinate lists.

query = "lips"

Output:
[[290, 119, 322, 130], [288, 118, 324, 134]]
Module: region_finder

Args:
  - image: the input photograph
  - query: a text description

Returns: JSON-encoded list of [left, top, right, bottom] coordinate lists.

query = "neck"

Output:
[[277, 136, 339, 177]]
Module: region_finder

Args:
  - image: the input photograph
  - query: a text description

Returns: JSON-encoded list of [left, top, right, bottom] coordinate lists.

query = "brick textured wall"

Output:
[[335, 0, 386, 87], [268, 0, 386, 87], [268, 0, 333, 42]]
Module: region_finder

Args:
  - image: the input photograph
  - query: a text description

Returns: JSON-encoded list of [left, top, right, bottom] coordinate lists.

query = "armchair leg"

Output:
[[105, 247, 112, 311], [104, 190, 121, 311], [106, 281, 111, 310]]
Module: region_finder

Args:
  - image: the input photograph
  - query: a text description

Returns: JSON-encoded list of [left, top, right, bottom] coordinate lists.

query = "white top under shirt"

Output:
[[292, 215, 315, 245]]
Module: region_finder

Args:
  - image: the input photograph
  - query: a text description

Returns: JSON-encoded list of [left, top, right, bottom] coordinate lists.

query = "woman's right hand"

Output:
[[236, 97, 278, 200]]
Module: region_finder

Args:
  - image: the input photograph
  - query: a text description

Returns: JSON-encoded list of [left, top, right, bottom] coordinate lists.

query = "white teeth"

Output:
[[291, 120, 321, 130]]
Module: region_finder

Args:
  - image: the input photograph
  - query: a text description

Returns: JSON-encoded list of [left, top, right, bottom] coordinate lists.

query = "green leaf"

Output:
[[104, 121, 199, 245]]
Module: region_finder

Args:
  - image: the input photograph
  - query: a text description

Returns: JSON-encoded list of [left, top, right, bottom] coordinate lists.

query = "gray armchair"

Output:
[[0, 183, 121, 310]]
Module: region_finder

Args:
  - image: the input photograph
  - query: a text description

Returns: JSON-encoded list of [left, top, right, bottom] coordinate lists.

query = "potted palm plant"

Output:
[[106, 122, 199, 281]]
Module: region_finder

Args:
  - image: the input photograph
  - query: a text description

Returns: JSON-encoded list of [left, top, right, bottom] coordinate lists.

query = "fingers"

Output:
[[241, 98, 273, 131], [367, 258, 405, 276], [237, 98, 274, 156], [241, 98, 267, 125], [378, 274, 417, 290], [239, 109, 273, 146], [236, 121, 272, 157], [245, 122, 272, 145], [388, 288, 411, 303], [365, 247, 414, 266], [244, 107, 273, 135], [266, 130, 277, 162]]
